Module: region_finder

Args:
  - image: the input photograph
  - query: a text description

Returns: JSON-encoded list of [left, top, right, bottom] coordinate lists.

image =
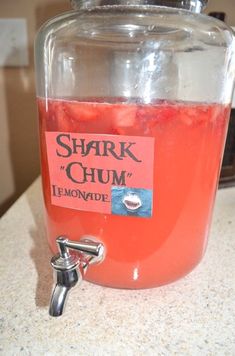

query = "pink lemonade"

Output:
[[38, 98, 230, 288]]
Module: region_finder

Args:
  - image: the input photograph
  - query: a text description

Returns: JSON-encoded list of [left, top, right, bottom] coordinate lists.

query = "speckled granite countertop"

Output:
[[0, 178, 235, 355]]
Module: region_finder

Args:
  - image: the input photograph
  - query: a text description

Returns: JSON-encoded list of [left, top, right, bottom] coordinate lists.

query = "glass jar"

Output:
[[35, 0, 235, 288]]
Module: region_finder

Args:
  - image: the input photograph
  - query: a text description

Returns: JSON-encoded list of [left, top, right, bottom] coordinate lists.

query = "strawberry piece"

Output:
[[49, 101, 71, 132], [63, 101, 99, 122]]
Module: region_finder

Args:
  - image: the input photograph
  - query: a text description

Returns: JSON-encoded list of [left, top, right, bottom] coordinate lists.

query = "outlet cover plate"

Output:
[[0, 18, 29, 67]]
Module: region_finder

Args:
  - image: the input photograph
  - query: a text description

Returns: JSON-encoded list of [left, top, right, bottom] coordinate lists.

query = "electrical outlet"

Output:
[[0, 18, 29, 67]]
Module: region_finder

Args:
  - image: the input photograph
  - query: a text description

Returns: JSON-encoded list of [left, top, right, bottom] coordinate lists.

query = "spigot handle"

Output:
[[56, 236, 105, 264]]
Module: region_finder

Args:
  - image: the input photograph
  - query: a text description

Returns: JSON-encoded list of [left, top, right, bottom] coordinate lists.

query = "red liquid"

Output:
[[38, 98, 230, 288]]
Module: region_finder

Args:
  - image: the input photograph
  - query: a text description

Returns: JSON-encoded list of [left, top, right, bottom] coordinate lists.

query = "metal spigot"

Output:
[[49, 236, 105, 317]]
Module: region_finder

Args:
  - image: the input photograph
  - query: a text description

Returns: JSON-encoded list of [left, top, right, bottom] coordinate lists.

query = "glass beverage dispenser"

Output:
[[35, 0, 235, 316]]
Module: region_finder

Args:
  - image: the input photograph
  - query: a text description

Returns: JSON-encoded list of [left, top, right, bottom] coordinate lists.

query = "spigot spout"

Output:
[[49, 236, 105, 317], [49, 266, 81, 317], [49, 285, 70, 317]]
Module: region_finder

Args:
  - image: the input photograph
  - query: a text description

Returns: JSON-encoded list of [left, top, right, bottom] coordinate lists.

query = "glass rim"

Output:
[[71, 0, 208, 13]]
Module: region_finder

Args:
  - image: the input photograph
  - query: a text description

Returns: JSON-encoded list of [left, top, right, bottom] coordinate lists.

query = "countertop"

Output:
[[0, 178, 235, 355]]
